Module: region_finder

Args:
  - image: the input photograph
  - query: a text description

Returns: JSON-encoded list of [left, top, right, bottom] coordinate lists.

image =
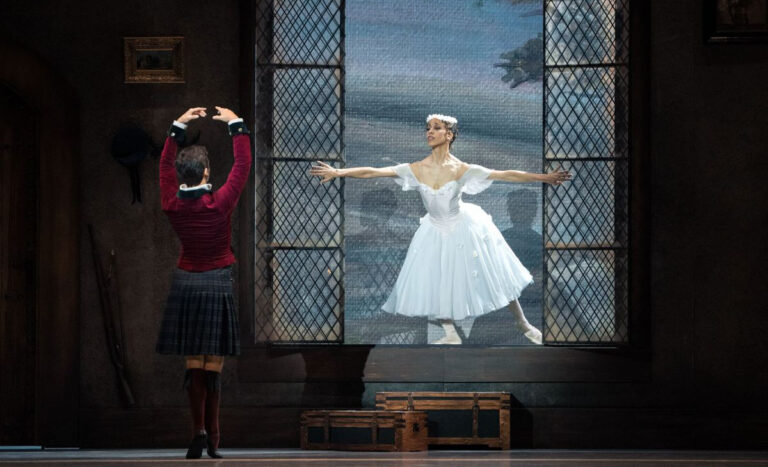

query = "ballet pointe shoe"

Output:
[[433, 334, 462, 344], [508, 301, 543, 345], [432, 320, 462, 345], [522, 326, 543, 345], [514, 320, 543, 345]]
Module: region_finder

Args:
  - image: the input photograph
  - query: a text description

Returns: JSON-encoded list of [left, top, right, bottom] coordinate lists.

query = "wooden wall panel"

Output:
[[237, 347, 650, 383], [0, 86, 37, 445], [0, 40, 79, 447]]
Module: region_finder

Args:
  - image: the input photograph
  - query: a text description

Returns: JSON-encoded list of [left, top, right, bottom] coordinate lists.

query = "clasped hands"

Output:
[[177, 107, 239, 124]]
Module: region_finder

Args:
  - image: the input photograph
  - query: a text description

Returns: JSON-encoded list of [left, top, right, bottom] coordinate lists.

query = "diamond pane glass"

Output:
[[545, 249, 628, 343], [273, 68, 343, 159], [545, 0, 629, 66], [273, 0, 342, 65], [543, 0, 630, 344], [262, 249, 343, 342], [272, 160, 342, 247], [545, 66, 629, 159], [253, 0, 344, 343], [544, 159, 628, 247]]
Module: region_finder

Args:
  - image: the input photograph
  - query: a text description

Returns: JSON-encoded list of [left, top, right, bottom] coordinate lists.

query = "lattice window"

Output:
[[252, 0, 631, 345], [253, 0, 345, 343], [543, 0, 630, 344]]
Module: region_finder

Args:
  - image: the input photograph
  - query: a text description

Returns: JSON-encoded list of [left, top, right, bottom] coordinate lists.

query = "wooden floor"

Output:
[[1, 449, 768, 466]]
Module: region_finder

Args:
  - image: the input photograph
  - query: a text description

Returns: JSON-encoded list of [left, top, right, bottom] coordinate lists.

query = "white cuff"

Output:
[[179, 183, 213, 191], [172, 120, 188, 129], [228, 118, 244, 125]]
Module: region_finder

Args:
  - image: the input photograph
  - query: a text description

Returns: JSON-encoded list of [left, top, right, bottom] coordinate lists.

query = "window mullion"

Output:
[[543, 0, 630, 345], [253, 0, 345, 344]]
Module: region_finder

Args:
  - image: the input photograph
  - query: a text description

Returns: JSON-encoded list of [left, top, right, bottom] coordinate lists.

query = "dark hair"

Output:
[[176, 145, 210, 186], [445, 120, 458, 147]]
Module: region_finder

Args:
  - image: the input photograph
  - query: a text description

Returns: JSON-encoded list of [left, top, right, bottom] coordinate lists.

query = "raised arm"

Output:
[[309, 161, 397, 183], [160, 107, 207, 208], [488, 167, 572, 186], [211, 106, 253, 213]]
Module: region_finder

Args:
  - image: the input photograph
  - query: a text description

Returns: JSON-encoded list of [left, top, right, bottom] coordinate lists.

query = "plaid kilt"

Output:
[[156, 266, 240, 356]]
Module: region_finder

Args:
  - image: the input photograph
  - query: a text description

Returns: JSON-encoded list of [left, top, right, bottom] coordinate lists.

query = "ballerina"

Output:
[[310, 114, 571, 344]]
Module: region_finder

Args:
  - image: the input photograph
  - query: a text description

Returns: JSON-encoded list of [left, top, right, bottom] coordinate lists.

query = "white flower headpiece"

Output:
[[426, 114, 458, 125]]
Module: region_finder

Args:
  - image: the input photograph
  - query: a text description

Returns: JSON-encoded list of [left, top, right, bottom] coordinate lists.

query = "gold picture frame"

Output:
[[705, 0, 768, 43], [124, 37, 185, 83]]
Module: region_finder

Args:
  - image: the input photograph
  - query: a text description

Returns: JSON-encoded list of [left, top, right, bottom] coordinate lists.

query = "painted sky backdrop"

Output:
[[346, 0, 542, 144]]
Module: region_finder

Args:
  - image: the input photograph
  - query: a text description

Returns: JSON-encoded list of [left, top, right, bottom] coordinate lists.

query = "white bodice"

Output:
[[392, 163, 494, 228], [419, 180, 463, 221]]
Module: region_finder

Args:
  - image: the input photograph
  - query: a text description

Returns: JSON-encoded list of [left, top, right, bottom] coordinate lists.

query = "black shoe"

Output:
[[206, 445, 223, 458], [207, 433, 223, 458], [186, 432, 207, 459]]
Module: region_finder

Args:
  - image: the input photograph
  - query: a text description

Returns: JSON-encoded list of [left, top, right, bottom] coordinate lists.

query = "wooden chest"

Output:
[[300, 410, 428, 451], [375, 392, 510, 449]]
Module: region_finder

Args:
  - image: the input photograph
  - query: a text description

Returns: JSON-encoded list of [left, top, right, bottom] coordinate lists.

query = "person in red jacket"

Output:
[[156, 106, 252, 459]]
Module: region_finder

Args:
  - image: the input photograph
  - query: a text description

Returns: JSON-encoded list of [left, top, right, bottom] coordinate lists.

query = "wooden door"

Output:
[[0, 85, 37, 445]]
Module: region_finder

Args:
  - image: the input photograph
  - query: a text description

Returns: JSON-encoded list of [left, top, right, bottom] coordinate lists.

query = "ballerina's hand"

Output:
[[546, 168, 572, 186], [309, 160, 338, 183]]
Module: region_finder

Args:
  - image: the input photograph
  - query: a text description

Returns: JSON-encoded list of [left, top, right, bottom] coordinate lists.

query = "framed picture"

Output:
[[124, 37, 185, 83], [705, 0, 768, 43]]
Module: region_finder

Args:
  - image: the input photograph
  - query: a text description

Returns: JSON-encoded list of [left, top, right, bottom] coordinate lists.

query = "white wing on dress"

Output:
[[460, 164, 494, 194], [391, 163, 421, 191]]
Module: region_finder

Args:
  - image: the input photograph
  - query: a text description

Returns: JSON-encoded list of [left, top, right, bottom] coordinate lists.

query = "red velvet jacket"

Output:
[[159, 122, 252, 272]]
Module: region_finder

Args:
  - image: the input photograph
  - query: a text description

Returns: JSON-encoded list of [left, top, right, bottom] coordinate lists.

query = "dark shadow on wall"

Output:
[[508, 393, 534, 448], [300, 346, 373, 410]]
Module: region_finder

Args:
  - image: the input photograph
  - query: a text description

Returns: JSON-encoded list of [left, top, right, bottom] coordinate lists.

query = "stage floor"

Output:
[[1, 449, 768, 466]]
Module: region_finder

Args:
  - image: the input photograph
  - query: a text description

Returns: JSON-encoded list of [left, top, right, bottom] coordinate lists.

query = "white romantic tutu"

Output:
[[381, 163, 533, 320]]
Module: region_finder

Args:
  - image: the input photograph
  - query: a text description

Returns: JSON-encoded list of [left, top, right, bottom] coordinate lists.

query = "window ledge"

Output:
[[237, 345, 651, 383]]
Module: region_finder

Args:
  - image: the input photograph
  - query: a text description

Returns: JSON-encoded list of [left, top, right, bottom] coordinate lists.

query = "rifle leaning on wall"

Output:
[[88, 224, 135, 407]]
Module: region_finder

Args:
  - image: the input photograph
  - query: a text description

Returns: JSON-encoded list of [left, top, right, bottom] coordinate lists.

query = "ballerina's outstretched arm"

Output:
[[488, 166, 572, 186], [309, 160, 397, 183]]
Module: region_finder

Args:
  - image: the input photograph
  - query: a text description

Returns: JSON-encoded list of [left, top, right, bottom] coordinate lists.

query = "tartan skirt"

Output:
[[156, 266, 240, 356]]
